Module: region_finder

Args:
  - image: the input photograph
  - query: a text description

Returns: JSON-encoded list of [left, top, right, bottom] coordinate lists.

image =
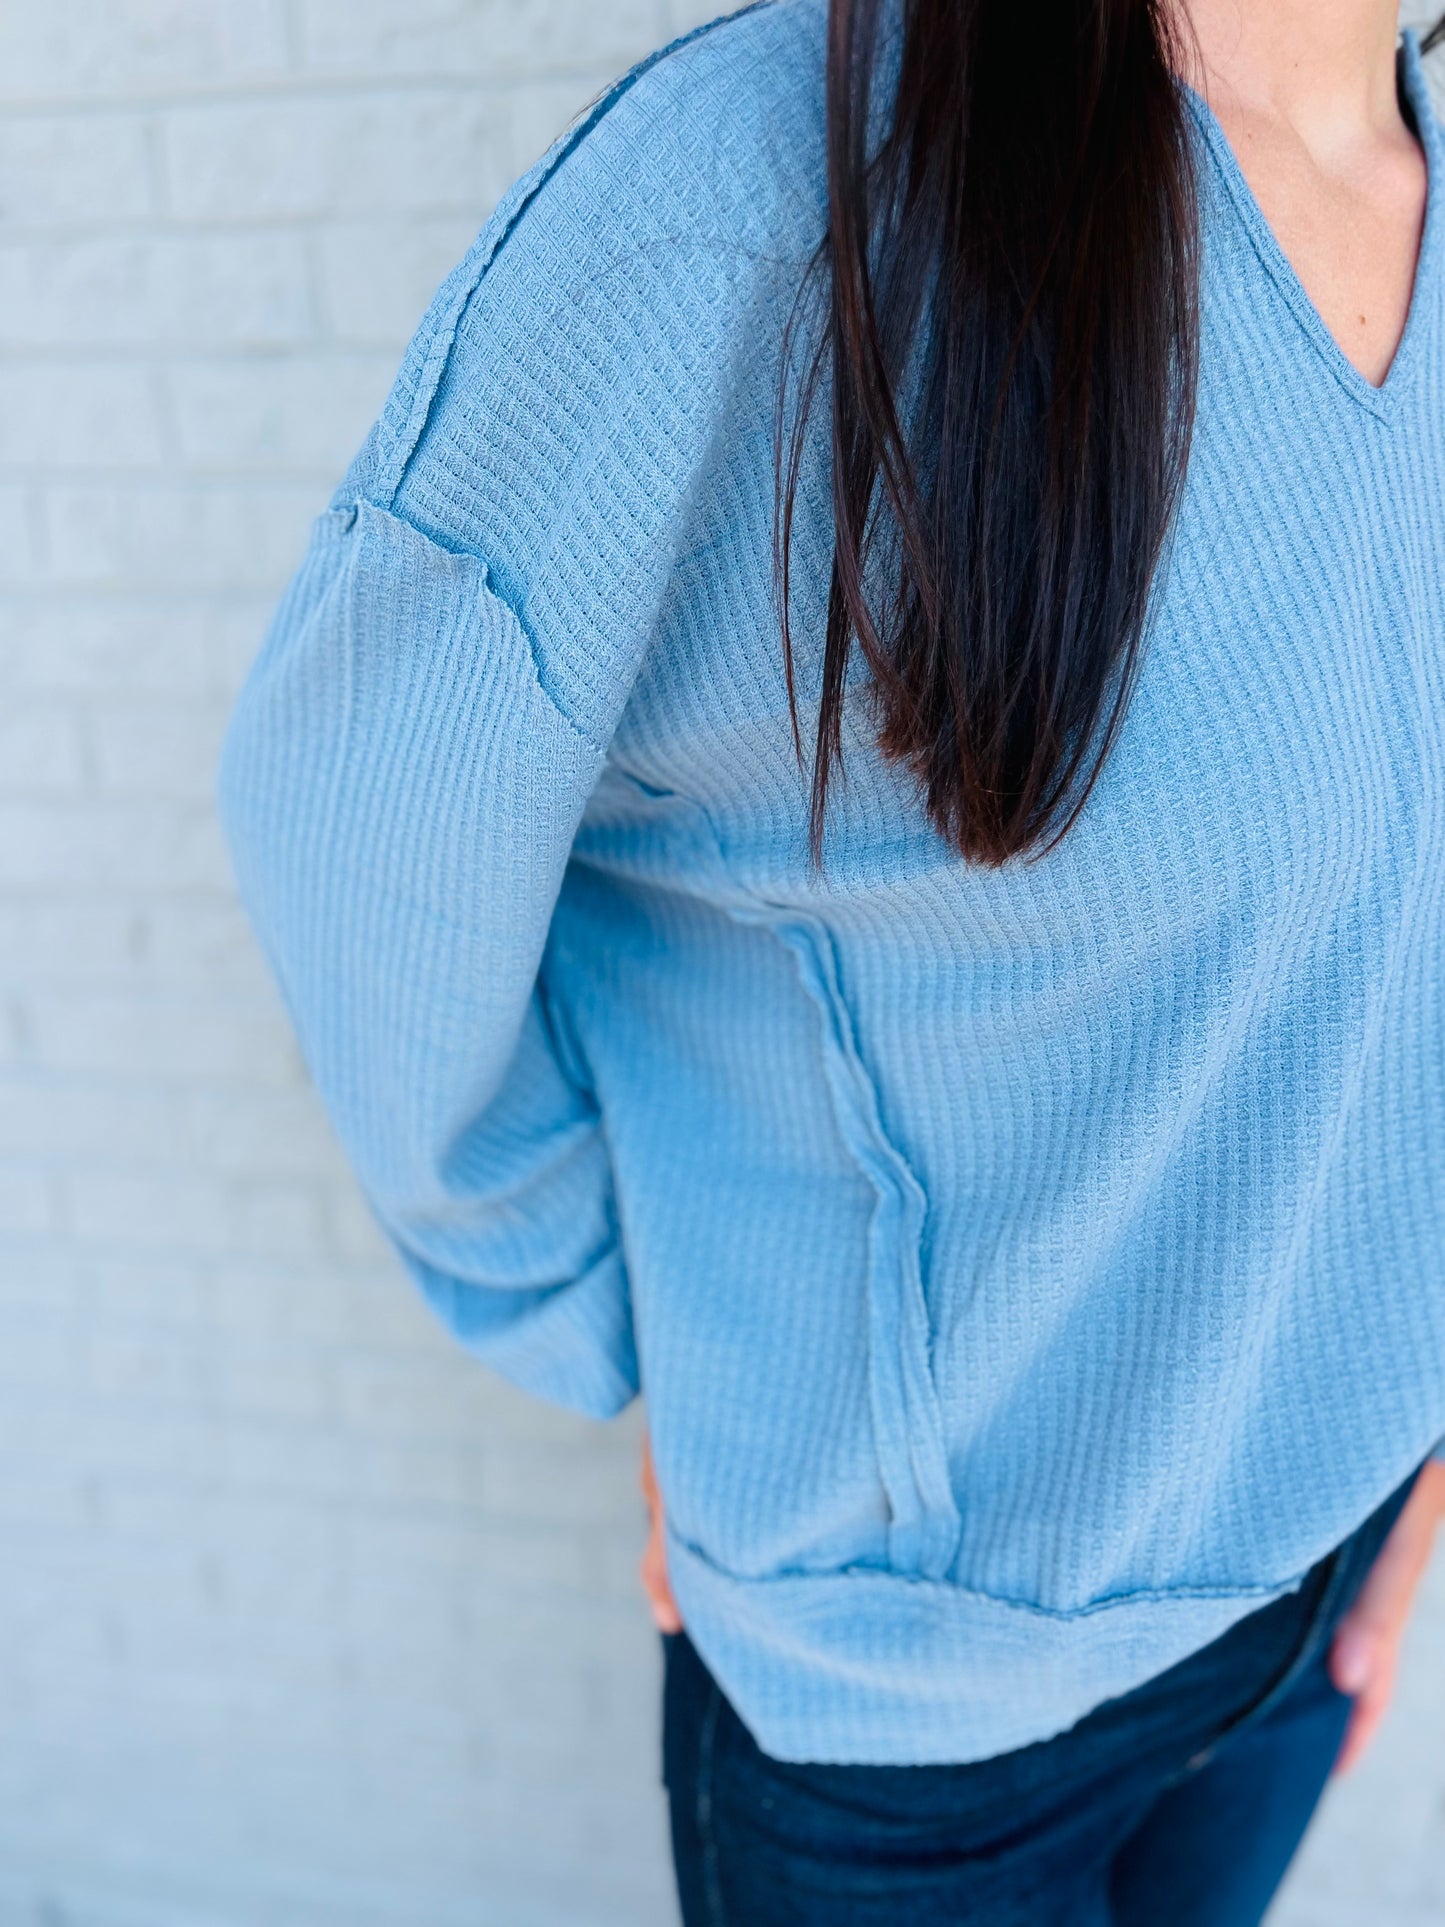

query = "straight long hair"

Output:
[[777, 0, 1202, 865]]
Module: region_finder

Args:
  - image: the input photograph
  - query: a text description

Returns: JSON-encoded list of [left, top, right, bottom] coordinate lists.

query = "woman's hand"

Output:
[[1328, 1458, 1445, 1773], [641, 1430, 682, 1633]]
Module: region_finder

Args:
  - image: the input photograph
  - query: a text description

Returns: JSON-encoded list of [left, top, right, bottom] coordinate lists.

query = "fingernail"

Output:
[[1334, 1629, 1374, 1694]]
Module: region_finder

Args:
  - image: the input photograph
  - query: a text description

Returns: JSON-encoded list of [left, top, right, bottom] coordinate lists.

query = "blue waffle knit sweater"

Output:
[[218, 3, 1445, 1764]]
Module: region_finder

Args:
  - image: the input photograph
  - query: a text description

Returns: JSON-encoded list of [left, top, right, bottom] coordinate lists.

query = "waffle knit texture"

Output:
[[218, 3, 1445, 1764]]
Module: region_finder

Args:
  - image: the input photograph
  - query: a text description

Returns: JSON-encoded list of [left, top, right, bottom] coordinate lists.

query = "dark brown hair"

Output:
[[777, 0, 1201, 865]]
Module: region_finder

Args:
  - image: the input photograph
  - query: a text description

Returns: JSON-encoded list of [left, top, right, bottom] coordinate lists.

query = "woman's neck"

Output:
[[1180, 0, 1406, 145], [1176, 0, 1427, 388]]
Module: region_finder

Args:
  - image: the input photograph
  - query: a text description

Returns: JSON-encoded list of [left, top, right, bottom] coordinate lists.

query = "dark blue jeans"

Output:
[[664, 1471, 1419, 1925]]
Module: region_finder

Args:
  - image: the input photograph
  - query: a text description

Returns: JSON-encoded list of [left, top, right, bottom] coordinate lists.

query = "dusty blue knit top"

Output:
[[218, 3, 1445, 1764]]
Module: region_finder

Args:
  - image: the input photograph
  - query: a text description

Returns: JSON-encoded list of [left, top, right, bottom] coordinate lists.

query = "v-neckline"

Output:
[[1183, 28, 1443, 424]]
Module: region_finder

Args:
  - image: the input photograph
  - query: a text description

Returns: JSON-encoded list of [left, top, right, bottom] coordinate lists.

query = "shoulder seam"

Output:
[[371, 1, 780, 510]]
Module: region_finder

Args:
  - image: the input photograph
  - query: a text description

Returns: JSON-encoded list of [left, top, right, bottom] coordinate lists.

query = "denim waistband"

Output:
[[666, 1462, 1425, 1780]]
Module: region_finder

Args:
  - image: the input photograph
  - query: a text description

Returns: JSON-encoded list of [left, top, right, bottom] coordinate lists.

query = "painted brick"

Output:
[[0, 800, 232, 891], [167, 354, 395, 472], [662, 0, 725, 29], [206, 1256, 437, 1352], [295, 0, 668, 82], [40, 481, 321, 592], [87, 701, 231, 802], [505, 72, 624, 176], [0, 364, 166, 469], [0, 1079, 346, 1185], [162, 92, 514, 225], [0, 901, 143, 986], [0, 1078, 187, 1165], [0, 1000, 27, 1070], [0, 1164, 55, 1234], [314, 213, 486, 347], [0, 113, 153, 232], [0, 0, 291, 102], [132, 900, 276, 990], [323, 1180, 395, 1262], [0, 232, 314, 350], [0, 702, 87, 795], [1, 598, 273, 699], [26, 990, 301, 1082], [64, 1168, 326, 1260], [0, 482, 40, 582], [179, 1087, 351, 1180]]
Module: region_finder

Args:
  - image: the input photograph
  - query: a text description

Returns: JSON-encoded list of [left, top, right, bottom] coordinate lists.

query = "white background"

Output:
[[1, 3, 1442, 1921]]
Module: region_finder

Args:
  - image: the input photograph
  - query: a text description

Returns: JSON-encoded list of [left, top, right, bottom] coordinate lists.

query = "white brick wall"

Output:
[[1, 5, 1442, 1924], [0, 5, 717, 1923]]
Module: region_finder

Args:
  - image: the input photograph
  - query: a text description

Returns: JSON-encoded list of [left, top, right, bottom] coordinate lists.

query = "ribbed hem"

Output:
[[665, 1531, 1303, 1766]]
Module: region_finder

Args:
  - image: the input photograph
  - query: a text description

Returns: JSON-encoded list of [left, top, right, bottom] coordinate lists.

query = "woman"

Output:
[[218, 0, 1445, 1918]]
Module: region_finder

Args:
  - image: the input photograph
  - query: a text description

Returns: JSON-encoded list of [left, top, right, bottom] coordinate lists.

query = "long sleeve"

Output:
[[218, 491, 638, 1415], [217, 6, 805, 1415], [215, 45, 719, 1418]]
